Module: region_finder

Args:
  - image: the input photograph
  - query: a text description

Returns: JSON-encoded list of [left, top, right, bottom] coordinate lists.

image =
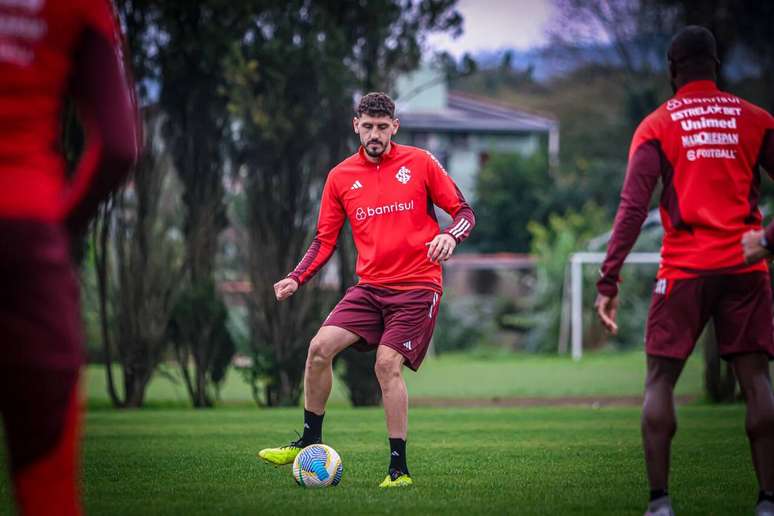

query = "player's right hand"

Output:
[[594, 293, 619, 335], [741, 229, 771, 264], [274, 277, 299, 301]]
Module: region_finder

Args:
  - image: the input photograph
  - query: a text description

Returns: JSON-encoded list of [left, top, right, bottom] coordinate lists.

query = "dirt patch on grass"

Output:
[[410, 395, 697, 408]]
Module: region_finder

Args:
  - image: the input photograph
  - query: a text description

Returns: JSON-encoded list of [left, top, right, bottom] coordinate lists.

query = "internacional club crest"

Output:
[[395, 166, 411, 184]]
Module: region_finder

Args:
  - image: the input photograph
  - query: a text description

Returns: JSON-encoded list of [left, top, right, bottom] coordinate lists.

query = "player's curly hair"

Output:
[[356, 92, 395, 119]]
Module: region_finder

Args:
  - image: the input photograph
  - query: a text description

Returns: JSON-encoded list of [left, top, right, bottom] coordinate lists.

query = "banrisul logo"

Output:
[[354, 200, 415, 221]]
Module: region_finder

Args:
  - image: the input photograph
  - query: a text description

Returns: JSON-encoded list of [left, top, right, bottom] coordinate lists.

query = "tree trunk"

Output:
[[195, 364, 212, 408], [176, 343, 197, 404], [94, 204, 125, 408], [123, 367, 151, 408], [265, 369, 303, 407], [340, 348, 382, 407], [702, 321, 736, 403], [336, 233, 383, 406]]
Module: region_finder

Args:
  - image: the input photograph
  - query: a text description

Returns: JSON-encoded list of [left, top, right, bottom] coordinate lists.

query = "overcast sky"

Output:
[[427, 0, 554, 56]]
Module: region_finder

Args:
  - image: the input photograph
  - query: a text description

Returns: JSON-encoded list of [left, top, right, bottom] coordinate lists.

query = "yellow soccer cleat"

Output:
[[378, 469, 413, 488], [257, 437, 307, 466]]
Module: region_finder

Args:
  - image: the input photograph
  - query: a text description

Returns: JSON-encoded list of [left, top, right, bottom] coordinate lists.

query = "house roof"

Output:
[[398, 91, 558, 135]]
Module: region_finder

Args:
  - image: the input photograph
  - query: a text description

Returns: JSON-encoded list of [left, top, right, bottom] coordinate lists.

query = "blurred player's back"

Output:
[[0, 1, 139, 515], [0, 0, 128, 219]]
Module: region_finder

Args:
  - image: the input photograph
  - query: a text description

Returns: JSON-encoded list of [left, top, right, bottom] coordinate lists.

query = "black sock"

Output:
[[759, 491, 774, 504], [649, 489, 668, 502], [301, 409, 323, 444], [389, 438, 408, 475]]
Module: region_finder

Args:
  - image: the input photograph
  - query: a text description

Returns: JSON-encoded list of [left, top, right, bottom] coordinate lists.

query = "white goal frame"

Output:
[[560, 252, 661, 361]]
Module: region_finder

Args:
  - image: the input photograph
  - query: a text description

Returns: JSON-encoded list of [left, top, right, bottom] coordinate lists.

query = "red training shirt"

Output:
[[0, 0, 137, 225], [290, 142, 475, 292], [598, 80, 774, 297]]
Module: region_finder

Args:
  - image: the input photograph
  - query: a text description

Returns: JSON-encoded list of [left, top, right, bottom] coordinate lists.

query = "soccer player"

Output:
[[258, 92, 475, 487], [0, 1, 140, 514], [594, 26, 774, 516]]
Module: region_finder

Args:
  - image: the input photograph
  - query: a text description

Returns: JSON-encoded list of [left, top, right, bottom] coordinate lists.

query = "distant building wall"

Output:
[[396, 131, 542, 203], [394, 67, 448, 112], [393, 66, 556, 208]]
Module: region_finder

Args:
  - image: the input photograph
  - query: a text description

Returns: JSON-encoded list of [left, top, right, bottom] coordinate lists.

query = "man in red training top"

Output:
[[0, 0, 140, 514], [258, 92, 475, 487], [594, 26, 774, 516]]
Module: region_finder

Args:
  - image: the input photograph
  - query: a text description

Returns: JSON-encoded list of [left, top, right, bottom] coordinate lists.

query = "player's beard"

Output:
[[364, 139, 386, 158]]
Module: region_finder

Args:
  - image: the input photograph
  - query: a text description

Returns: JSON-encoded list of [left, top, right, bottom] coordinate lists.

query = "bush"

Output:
[[433, 298, 495, 354], [522, 203, 608, 352], [468, 152, 554, 252]]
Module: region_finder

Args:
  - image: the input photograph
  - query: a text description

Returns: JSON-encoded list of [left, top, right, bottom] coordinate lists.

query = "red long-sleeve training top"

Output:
[[598, 80, 774, 297], [0, 0, 140, 230], [290, 142, 475, 293]]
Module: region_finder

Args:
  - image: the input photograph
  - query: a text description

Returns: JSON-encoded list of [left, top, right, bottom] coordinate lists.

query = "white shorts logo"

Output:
[[395, 166, 411, 184], [402, 340, 412, 350], [654, 279, 667, 295]]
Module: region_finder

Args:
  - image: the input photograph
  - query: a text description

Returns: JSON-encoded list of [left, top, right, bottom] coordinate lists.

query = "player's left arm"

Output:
[[424, 152, 476, 262], [595, 135, 661, 333], [62, 1, 141, 236], [743, 124, 774, 262]]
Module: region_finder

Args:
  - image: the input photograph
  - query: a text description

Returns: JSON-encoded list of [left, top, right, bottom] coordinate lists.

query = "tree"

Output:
[[168, 282, 236, 407], [468, 152, 554, 252], [94, 110, 186, 407], [116, 0, 254, 407], [548, 0, 673, 125], [525, 204, 608, 352]]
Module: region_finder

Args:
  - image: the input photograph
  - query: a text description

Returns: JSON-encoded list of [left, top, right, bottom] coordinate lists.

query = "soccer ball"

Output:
[[292, 444, 343, 488]]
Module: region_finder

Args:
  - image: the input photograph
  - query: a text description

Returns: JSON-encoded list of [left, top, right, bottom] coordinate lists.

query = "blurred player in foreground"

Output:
[[0, 0, 139, 514]]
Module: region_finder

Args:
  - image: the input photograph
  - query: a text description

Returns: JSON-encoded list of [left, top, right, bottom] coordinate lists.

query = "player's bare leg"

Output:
[[731, 352, 774, 514], [642, 355, 684, 515], [375, 345, 412, 487], [258, 325, 358, 466], [304, 325, 360, 414], [375, 345, 408, 439]]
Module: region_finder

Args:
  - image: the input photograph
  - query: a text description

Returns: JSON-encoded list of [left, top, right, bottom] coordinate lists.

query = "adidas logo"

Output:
[[402, 340, 412, 350], [351, 180, 363, 190], [304, 423, 310, 429], [391, 451, 400, 456]]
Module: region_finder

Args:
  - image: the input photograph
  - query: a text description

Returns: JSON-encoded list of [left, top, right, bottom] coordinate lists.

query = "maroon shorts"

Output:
[[323, 284, 441, 371], [0, 220, 82, 370], [646, 271, 774, 361]]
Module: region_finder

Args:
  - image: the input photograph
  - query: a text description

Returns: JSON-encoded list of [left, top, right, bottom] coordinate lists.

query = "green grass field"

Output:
[[2, 351, 767, 515], [83, 350, 707, 407], [0, 404, 761, 515]]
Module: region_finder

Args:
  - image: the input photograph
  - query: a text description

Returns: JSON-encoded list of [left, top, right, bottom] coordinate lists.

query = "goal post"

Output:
[[561, 251, 661, 361]]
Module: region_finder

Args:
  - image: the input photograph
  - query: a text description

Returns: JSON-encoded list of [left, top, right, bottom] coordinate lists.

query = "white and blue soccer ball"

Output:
[[292, 444, 343, 488]]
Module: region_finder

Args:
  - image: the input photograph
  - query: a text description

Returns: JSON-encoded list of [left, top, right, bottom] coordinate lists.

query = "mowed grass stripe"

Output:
[[83, 350, 711, 408], [1, 405, 756, 515]]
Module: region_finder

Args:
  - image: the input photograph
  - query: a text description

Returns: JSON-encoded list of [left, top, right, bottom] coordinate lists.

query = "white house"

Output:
[[394, 66, 559, 204]]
